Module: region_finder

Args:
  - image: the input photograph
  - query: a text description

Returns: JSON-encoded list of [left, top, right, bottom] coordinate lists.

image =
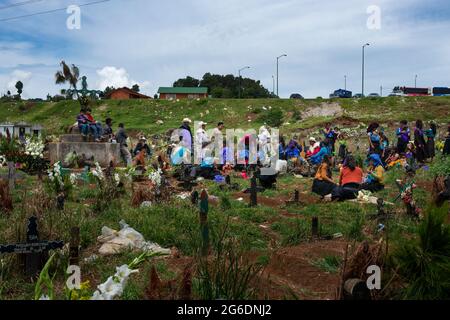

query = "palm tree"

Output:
[[55, 61, 80, 99]]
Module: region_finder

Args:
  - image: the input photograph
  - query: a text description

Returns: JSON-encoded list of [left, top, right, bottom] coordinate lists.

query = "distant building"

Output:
[[106, 87, 152, 100], [158, 87, 208, 100], [0, 121, 43, 139]]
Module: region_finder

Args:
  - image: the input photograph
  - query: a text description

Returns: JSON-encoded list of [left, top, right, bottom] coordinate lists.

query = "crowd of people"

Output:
[[76, 108, 153, 167], [310, 120, 450, 201], [75, 108, 450, 200]]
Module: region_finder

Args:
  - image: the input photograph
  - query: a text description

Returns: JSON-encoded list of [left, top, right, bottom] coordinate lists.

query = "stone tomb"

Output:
[[48, 133, 121, 167]]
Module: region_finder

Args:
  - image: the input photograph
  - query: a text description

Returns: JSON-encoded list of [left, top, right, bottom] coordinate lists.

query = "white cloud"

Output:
[[1, 0, 450, 98], [4, 70, 32, 97], [96, 66, 150, 93]]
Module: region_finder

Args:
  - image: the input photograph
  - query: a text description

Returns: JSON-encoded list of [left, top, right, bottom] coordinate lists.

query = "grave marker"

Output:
[[0, 217, 64, 277], [191, 191, 199, 206], [312, 217, 319, 239], [69, 227, 80, 265], [286, 190, 301, 206], [199, 190, 209, 257], [7, 161, 16, 190], [249, 175, 258, 207]]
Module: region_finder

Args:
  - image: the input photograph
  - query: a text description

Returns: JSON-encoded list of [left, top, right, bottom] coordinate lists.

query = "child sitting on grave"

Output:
[[360, 153, 385, 193]]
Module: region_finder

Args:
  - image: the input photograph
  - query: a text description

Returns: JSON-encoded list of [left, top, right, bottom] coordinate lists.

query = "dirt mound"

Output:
[[301, 102, 343, 119], [256, 241, 348, 300]]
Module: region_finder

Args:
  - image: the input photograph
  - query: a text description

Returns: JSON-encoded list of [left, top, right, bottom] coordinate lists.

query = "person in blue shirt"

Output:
[[310, 142, 330, 165], [367, 122, 381, 156], [285, 140, 301, 160], [279, 136, 287, 160]]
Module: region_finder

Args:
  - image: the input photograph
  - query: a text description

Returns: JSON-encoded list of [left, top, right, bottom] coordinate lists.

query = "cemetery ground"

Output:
[[0, 163, 439, 300], [0, 96, 450, 300]]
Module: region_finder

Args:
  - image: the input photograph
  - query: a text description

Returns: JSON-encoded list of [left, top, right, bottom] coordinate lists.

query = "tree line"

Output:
[[173, 73, 275, 99]]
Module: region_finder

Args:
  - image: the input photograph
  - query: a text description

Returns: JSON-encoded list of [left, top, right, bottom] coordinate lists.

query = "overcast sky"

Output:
[[0, 0, 450, 99]]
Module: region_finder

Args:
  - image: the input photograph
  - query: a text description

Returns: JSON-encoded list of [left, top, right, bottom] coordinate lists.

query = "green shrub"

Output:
[[259, 107, 284, 127], [393, 204, 450, 300]]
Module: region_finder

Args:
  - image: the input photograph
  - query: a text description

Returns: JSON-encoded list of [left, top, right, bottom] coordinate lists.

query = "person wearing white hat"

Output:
[[179, 118, 193, 150], [195, 121, 211, 164], [133, 136, 152, 157], [307, 137, 321, 158]]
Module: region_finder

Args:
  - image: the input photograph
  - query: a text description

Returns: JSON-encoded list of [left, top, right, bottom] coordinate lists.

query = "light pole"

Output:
[[272, 75, 275, 96], [344, 75, 347, 91], [415, 75, 418, 88], [276, 54, 287, 97], [238, 66, 250, 99], [362, 43, 370, 97]]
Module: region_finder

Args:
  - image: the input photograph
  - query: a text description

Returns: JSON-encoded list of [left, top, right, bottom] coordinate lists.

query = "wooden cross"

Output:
[[69, 227, 80, 265], [0, 217, 64, 277], [199, 190, 209, 257], [7, 161, 16, 190], [311, 216, 319, 239], [249, 175, 258, 207]]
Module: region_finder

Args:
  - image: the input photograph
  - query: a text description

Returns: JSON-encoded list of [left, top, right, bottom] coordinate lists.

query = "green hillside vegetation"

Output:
[[0, 97, 449, 137]]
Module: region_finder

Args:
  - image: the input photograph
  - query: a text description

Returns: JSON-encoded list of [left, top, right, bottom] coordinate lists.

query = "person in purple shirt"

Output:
[[396, 120, 410, 154], [76, 109, 89, 137]]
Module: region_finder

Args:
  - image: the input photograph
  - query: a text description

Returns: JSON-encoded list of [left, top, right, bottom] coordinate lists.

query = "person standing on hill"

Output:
[[414, 120, 427, 163], [179, 118, 193, 150], [396, 120, 410, 154], [443, 124, 450, 156], [116, 123, 132, 166], [425, 122, 437, 160], [367, 123, 381, 156]]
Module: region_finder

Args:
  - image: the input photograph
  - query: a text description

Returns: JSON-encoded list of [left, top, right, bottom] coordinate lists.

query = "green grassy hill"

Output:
[[1, 96, 449, 137]]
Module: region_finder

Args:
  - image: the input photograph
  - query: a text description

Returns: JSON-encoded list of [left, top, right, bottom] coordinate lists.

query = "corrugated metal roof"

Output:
[[158, 87, 208, 94]]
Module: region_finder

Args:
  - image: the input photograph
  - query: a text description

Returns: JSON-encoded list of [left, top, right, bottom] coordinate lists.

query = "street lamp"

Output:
[[238, 66, 250, 99], [276, 54, 287, 97], [272, 75, 275, 96], [344, 75, 347, 91], [415, 75, 418, 88], [362, 43, 370, 97]]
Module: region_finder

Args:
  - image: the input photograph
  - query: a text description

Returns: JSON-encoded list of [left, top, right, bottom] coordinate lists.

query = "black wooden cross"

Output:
[[0, 217, 64, 277]]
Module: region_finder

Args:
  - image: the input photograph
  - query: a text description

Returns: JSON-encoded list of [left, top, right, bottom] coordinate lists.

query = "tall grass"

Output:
[[393, 204, 450, 300]]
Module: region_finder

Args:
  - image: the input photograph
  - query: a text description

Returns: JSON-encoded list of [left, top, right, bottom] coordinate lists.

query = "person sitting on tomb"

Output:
[[312, 155, 336, 198], [360, 153, 385, 193], [85, 108, 103, 142], [76, 109, 89, 137]]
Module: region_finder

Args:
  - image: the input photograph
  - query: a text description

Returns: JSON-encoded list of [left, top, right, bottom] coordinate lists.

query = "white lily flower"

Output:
[[97, 276, 123, 300], [115, 265, 139, 282], [39, 295, 51, 300]]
